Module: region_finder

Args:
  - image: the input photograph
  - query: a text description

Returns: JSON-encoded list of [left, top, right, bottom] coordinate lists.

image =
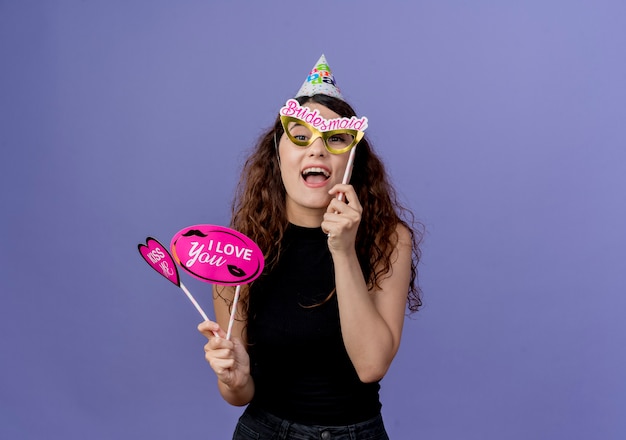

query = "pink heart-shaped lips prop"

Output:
[[138, 237, 180, 286], [170, 225, 264, 286]]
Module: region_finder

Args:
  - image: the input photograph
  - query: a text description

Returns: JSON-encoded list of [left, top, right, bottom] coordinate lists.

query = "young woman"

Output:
[[198, 56, 422, 439]]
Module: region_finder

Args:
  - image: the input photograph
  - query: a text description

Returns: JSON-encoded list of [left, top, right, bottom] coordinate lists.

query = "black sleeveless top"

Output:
[[247, 224, 381, 425]]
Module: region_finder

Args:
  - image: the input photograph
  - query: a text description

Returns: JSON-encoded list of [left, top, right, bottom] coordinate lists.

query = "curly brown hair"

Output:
[[227, 94, 423, 313]]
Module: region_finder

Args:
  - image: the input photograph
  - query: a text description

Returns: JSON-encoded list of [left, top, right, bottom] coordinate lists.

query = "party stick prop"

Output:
[[337, 146, 357, 203], [137, 238, 218, 336], [226, 285, 242, 340], [170, 225, 265, 341]]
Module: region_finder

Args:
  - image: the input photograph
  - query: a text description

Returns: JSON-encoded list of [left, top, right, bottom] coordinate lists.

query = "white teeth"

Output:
[[302, 167, 330, 177]]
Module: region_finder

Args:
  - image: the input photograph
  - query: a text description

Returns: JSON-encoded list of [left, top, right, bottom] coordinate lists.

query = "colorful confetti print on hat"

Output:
[[295, 54, 344, 99]]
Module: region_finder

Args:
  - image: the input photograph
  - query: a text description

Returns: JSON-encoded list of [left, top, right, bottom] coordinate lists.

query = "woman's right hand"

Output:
[[198, 320, 251, 391]]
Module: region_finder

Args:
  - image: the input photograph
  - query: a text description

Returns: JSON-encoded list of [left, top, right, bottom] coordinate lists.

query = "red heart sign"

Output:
[[138, 237, 180, 286]]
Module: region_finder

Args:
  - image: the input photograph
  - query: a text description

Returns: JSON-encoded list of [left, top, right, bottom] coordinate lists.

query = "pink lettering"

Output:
[[278, 100, 369, 134], [186, 242, 227, 268], [213, 241, 253, 261], [280, 99, 299, 116]]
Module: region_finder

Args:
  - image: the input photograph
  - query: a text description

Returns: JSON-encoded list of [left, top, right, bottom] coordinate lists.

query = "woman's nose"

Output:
[[307, 137, 327, 156]]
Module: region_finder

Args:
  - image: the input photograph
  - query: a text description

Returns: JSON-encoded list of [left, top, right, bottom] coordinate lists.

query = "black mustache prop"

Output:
[[182, 229, 209, 238]]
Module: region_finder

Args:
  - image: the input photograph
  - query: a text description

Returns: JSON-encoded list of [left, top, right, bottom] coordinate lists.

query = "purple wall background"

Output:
[[1, 1, 625, 439]]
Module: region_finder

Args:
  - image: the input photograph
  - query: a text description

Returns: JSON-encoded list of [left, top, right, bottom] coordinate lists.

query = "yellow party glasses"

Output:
[[280, 115, 365, 155]]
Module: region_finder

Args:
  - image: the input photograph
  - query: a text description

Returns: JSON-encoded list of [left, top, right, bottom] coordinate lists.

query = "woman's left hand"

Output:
[[322, 184, 363, 253]]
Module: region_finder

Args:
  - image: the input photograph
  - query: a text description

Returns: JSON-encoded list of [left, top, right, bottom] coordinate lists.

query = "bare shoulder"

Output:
[[384, 222, 413, 270], [394, 222, 413, 248], [373, 223, 413, 295]]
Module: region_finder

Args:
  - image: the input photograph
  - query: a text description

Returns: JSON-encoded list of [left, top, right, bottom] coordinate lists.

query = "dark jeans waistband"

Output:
[[235, 404, 389, 440]]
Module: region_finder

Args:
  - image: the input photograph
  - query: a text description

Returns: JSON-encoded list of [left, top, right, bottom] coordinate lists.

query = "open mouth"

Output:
[[302, 167, 331, 184]]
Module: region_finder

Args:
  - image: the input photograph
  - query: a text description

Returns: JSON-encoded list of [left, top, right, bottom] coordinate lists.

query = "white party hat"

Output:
[[295, 54, 344, 99]]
